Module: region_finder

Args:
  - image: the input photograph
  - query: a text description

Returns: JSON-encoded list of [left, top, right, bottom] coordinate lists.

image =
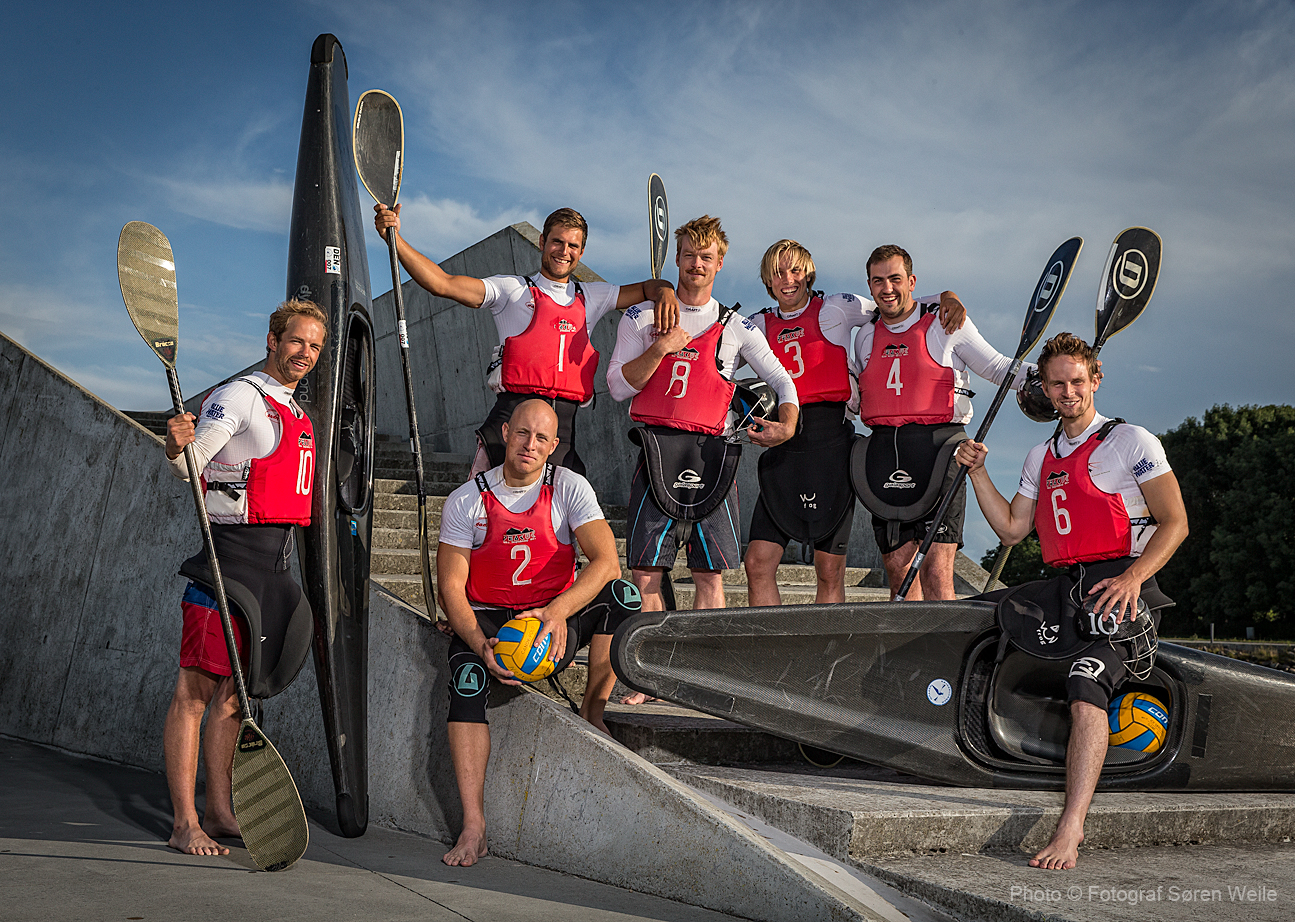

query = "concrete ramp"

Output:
[[0, 330, 911, 922]]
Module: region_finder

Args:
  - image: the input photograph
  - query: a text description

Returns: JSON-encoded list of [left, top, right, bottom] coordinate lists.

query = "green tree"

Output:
[[979, 535, 1065, 587], [1158, 405, 1295, 638]]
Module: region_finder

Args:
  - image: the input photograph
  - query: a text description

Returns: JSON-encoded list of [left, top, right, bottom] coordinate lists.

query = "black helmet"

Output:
[[1017, 366, 1058, 422], [1076, 596, 1159, 681]]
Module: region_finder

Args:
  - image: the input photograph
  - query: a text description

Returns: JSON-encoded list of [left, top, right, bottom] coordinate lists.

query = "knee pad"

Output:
[[447, 649, 491, 724]]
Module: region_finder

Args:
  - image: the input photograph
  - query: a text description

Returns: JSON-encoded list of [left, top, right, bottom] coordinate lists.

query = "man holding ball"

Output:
[[436, 398, 640, 867], [956, 332, 1188, 869]]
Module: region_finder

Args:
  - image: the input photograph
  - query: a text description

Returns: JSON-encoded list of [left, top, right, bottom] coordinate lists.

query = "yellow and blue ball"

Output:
[[493, 618, 556, 683], [1107, 692, 1169, 753]]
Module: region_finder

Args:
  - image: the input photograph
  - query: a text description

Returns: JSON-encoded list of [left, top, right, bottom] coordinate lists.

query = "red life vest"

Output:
[[499, 277, 599, 402], [1035, 421, 1133, 567], [466, 465, 577, 609], [760, 295, 852, 404], [858, 312, 956, 427], [630, 308, 737, 435], [202, 378, 314, 526]]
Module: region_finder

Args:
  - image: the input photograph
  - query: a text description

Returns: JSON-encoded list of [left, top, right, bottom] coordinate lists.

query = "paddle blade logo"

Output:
[[1033, 260, 1064, 312], [1112, 249, 1149, 299], [238, 726, 268, 753], [152, 338, 176, 364]]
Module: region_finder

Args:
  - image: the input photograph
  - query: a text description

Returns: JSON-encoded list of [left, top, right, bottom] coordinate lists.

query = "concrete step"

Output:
[[122, 410, 169, 436], [666, 763, 1295, 862], [604, 700, 802, 766], [669, 583, 892, 608]]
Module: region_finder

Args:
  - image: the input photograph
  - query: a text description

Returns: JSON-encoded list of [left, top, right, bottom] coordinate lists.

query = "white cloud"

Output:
[[157, 174, 293, 234]]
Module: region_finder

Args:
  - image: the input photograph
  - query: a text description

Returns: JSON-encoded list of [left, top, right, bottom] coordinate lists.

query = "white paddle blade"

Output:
[[353, 89, 404, 207], [231, 719, 310, 872], [117, 221, 179, 367]]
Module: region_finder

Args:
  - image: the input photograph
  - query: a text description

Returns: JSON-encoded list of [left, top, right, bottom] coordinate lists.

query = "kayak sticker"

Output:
[[926, 678, 952, 706], [325, 246, 341, 275]]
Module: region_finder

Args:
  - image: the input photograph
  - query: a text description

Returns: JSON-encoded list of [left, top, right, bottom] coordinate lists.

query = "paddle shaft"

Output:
[[385, 227, 437, 616], [166, 367, 254, 720], [894, 357, 1025, 601]]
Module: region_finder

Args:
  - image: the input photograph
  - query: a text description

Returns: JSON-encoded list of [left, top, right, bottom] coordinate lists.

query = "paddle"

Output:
[[648, 173, 669, 281], [353, 89, 438, 621], [646, 173, 679, 614], [979, 227, 1161, 591], [118, 221, 309, 872], [895, 237, 1084, 602]]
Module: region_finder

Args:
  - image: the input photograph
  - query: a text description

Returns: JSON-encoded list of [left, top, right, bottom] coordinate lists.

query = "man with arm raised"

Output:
[[607, 215, 798, 634], [374, 205, 678, 476], [744, 239, 965, 605], [955, 332, 1188, 870], [852, 244, 1030, 600]]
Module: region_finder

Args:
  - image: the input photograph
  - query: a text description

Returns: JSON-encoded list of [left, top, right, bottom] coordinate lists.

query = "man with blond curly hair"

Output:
[[608, 218, 797, 686]]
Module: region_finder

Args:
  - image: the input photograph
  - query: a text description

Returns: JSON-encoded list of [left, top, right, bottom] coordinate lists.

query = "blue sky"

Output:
[[4, 0, 1293, 558]]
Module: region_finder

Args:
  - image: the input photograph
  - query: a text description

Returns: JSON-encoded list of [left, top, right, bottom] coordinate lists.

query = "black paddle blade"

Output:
[[648, 173, 669, 280], [1017, 236, 1083, 359], [232, 719, 310, 871], [118, 222, 179, 368], [353, 89, 403, 207], [1095, 226, 1161, 349]]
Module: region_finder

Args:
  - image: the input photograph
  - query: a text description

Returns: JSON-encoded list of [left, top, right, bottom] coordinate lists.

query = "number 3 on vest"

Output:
[[783, 341, 804, 378]]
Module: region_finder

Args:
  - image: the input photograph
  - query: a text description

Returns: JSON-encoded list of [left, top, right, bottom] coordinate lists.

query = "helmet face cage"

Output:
[[728, 381, 777, 444], [1076, 595, 1158, 682]]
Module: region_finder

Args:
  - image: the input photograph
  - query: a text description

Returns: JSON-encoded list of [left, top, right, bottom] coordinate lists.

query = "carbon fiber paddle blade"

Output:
[[418, 504, 439, 619], [117, 222, 179, 367], [1018, 236, 1083, 358], [353, 89, 403, 206], [648, 173, 669, 280], [1095, 226, 1161, 348], [231, 719, 309, 871]]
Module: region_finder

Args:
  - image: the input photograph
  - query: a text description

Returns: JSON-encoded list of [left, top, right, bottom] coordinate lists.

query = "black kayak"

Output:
[[611, 602, 1295, 791], [285, 33, 376, 837]]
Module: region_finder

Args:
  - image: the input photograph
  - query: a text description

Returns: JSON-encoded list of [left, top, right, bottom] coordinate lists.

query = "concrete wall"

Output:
[[371, 223, 885, 569]]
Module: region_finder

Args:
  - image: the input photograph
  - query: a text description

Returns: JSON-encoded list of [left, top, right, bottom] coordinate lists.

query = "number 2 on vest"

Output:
[[887, 358, 903, 395], [511, 544, 532, 585], [1050, 489, 1072, 535]]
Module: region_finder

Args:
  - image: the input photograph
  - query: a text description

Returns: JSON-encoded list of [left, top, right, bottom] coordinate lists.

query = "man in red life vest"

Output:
[[745, 239, 965, 605], [607, 216, 799, 637], [956, 332, 1188, 870], [852, 244, 1031, 600], [373, 204, 680, 476], [161, 301, 326, 857], [436, 399, 640, 867]]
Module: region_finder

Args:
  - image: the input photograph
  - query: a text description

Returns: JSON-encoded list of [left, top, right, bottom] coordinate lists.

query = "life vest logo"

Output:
[[1045, 470, 1070, 490], [298, 431, 313, 448], [881, 343, 909, 358], [672, 346, 700, 361], [265, 407, 281, 422], [883, 469, 917, 489], [777, 326, 805, 343], [503, 527, 536, 544], [673, 469, 704, 489], [554, 318, 579, 333], [1113, 248, 1149, 299]]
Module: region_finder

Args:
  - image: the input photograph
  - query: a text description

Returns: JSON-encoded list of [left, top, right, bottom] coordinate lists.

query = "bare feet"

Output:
[[168, 824, 230, 856], [443, 826, 488, 867], [618, 692, 657, 706], [1029, 824, 1083, 870], [202, 816, 242, 841]]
